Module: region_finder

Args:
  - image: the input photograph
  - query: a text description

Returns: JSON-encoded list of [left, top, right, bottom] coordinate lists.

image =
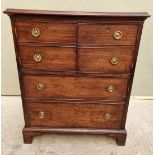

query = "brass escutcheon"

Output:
[[107, 85, 115, 93], [36, 82, 44, 91], [114, 31, 122, 40], [38, 111, 45, 119], [34, 54, 42, 62], [104, 113, 111, 120], [32, 28, 40, 37], [110, 57, 119, 65]]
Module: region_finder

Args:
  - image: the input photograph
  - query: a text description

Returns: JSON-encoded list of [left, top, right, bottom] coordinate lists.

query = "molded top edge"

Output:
[[4, 8, 150, 18]]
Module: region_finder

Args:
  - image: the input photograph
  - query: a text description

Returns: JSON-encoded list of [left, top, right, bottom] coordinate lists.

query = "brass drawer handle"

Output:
[[114, 31, 122, 40], [107, 85, 115, 93], [36, 82, 44, 91], [38, 111, 45, 119], [34, 54, 42, 62], [32, 28, 40, 37], [104, 113, 111, 120], [110, 57, 119, 65]]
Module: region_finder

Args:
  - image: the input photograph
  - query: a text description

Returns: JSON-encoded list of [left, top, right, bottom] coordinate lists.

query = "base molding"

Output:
[[23, 127, 127, 146]]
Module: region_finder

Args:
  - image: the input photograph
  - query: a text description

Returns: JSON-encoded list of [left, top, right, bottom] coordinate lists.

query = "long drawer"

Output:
[[23, 76, 129, 100], [27, 102, 124, 129]]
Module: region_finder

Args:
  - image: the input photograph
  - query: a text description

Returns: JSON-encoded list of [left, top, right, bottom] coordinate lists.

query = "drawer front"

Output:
[[27, 102, 124, 129], [15, 21, 76, 44], [24, 76, 128, 100], [78, 24, 138, 45], [19, 46, 76, 71], [78, 47, 134, 73]]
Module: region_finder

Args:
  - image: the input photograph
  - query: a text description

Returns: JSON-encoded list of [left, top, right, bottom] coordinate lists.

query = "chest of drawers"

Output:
[[4, 9, 149, 145]]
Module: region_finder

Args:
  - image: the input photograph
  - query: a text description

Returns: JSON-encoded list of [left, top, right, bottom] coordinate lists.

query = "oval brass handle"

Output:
[[107, 85, 115, 93], [114, 31, 122, 40], [36, 82, 44, 91], [104, 113, 111, 120], [32, 28, 40, 37], [38, 111, 45, 119], [34, 54, 42, 62], [110, 57, 119, 65]]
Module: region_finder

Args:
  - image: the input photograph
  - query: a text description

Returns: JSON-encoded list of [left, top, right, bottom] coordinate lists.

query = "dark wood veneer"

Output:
[[18, 46, 76, 70], [23, 75, 128, 100], [4, 8, 149, 146], [4, 8, 150, 18], [78, 23, 139, 46], [15, 21, 77, 44], [78, 47, 134, 73], [27, 102, 124, 129]]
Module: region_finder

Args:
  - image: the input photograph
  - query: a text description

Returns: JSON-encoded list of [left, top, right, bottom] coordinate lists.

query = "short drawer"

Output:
[[23, 76, 128, 100], [19, 46, 76, 71], [27, 102, 124, 129], [15, 21, 76, 44], [78, 47, 134, 73], [78, 24, 139, 45]]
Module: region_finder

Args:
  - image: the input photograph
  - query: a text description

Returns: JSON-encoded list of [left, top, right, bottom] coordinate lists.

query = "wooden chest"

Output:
[[4, 9, 149, 145]]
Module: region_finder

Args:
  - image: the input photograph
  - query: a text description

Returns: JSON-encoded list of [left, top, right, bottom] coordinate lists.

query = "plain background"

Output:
[[1, 0, 153, 96]]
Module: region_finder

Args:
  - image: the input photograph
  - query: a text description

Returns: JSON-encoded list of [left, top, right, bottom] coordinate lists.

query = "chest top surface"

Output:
[[4, 8, 150, 19]]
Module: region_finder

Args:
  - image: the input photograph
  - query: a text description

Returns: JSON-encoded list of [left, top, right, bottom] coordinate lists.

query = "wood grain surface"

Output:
[[23, 76, 129, 100], [4, 8, 150, 19], [4, 9, 149, 145], [78, 47, 134, 73], [15, 21, 76, 44], [78, 24, 139, 46], [19, 46, 76, 70], [27, 102, 124, 129]]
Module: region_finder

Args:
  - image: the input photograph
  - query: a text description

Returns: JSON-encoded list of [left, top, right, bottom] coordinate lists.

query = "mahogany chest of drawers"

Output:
[[4, 9, 149, 145]]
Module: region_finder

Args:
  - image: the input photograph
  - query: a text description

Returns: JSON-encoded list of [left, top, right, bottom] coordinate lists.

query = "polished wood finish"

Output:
[[19, 46, 76, 70], [23, 127, 127, 145], [15, 21, 76, 44], [78, 24, 139, 46], [78, 47, 134, 73], [4, 8, 149, 145], [24, 76, 128, 100], [4, 8, 150, 18], [27, 102, 124, 128]]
